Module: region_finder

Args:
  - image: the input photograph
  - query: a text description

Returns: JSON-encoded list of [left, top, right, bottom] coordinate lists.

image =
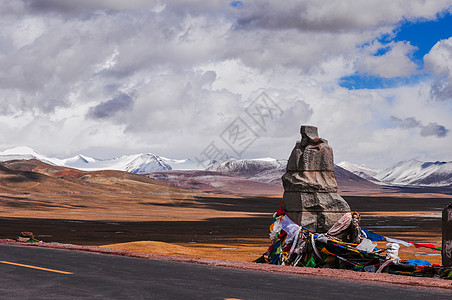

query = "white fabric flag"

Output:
[[280, 215, 301, 242], [384, 236, 412, 247]]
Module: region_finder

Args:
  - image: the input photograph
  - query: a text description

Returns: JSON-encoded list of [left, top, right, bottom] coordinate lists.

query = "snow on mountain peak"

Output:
[[2, 146, 40, 156], [0, 146, 54, 164], [337, 161, 378, 176], [77, 154, 97, 163], [124, 153, 172, 173], [160, 157, 202, 170], [375, 160, 452, 186], [61, 154, 98, 167], [207, 157, 286, 174], [337, 161, 380, 184], [0, 148, 173, 173]]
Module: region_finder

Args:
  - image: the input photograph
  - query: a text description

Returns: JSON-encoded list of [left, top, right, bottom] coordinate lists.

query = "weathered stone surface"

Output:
[[285, 210, 347, 233], [282, 192, 350, 212], [286, 211, 317, 231], [442, 204, 452, 266], [283, 192, 313, 211], [300, 125, 318, 140], [317, 212, 348, 233], [282, 192, 302, 211], [300, 211, 318, 231], [282, 125, 350, 233], [18, 231, 34, 242], [19, 231, 34, 238], [299, 143, 334, 171], [282, 171, 338, 193], [315, 193, 350, 211], [286, 143, 302, 172]]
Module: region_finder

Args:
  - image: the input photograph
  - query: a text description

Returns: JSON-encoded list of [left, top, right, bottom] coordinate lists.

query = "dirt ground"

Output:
[[1, 194, 450, 265]]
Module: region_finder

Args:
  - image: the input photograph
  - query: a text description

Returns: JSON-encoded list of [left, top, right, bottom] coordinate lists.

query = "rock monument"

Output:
[[281, 125, 350, 233], [442, 204, 452, 266]]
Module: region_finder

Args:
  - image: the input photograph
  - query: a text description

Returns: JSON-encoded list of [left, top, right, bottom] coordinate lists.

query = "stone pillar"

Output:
[[442, 204, 452, 266], [281, 125, 350, 232]]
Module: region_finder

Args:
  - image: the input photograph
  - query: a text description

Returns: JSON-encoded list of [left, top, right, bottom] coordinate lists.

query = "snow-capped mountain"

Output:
[[62, 153, 173, 173], [160, 157, 204, 170], [337, 161, 380, 183], [124, 153, 172, 173], [207, 157, 286, 173], [207, 157, 287, 184], [0, 147, 172, 173], [58, 154, 98, 168], [206, 158, 389, 188], [375, 160, 452, 186], [0, 146, 55, 164]]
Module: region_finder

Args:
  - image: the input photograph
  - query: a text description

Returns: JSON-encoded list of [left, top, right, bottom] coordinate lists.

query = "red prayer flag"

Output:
[[412, 242, 438, 251], [275, 200, 285, 216]]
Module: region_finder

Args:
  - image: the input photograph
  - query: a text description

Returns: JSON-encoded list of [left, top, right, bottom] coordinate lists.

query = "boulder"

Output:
[[18, 231, 34, 242]]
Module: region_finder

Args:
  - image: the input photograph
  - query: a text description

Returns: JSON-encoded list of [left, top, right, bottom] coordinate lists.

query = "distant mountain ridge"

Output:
[[375, 160, 452, 186], [205, 158, 394, 193], [337, 161, 380, 183], [0, 146, 173, 173], [0, 146, 55, 165], [206, 158, 286, 184], [1, 146, 450, 187], [339, 160, 452, 187]]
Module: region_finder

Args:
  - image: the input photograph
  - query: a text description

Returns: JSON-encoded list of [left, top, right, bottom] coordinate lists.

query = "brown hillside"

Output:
[[0, 159, 232, 222], [0, 159, 184, 194]]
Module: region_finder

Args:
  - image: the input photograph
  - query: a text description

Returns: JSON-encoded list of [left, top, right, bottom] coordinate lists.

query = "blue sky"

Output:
[[394, 12, 452, 63], [340, 12, 452, 90]]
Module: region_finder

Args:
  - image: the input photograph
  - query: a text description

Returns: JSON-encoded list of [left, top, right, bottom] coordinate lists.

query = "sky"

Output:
[[1, 0, 452, 169]]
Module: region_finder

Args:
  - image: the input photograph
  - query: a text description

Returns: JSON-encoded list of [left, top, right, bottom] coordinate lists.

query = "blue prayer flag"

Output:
[[361, 229, 385, 241]]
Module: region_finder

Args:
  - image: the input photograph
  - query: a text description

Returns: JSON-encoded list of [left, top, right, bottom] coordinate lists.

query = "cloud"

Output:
[[390, 116, 421, 128], [390, 116, 449, 137], [23, 0, 159, 14], [233, 0, 451, 32], [425, 37, 452, 76], [87, 92, 134, 120], [424, 37, 452, 101], [430, 77, 452, 101], [420, 122, 449, 137], [354, 41, 418, 78]]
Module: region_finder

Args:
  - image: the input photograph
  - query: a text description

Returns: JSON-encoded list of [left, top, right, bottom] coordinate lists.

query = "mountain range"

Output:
[[338, 160, 452, 187], [374, 160, 452, 186], [337, 161, 380, 182], [0, 146, 190, 173], [206, 158, 286, 184], [0, 146, 451, 188]]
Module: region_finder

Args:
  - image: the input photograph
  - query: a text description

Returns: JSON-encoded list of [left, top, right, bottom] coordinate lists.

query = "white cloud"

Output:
[[233, 0, 451, 31], [425, 37, 452, 77], [355, 41, 418, 78], [424, 37, 452, 101]]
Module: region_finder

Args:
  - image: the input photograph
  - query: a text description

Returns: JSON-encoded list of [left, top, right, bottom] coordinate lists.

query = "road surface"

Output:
[[1, 244, 451, 299]]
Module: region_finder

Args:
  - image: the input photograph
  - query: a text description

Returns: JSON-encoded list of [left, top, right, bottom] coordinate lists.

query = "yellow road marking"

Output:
[[0, 261, 73, 274]]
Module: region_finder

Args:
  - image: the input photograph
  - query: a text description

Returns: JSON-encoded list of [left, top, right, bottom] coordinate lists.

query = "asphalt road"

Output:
[[1, 244, 451, 299]]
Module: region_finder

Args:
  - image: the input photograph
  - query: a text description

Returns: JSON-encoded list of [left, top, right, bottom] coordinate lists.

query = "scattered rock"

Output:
[[18, 231, 35, 242]]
